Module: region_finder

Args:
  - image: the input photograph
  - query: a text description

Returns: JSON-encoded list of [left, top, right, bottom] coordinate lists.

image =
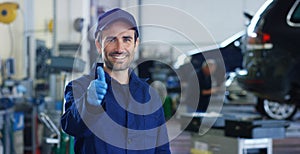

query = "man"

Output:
[[61, 8, 171, 154], [196, 59, 219, 112]]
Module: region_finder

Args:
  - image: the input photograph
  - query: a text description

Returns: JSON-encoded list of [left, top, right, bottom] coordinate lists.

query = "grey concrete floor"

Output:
[[169, 100, 300, 154]]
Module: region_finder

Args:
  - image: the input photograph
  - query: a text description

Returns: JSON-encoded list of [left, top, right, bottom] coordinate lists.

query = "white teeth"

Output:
[[114, 55, 126, 59]]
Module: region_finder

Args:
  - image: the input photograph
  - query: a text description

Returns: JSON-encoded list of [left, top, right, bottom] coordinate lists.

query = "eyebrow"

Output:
[[123, 36, 133, 40], [105, 36, 116, 40], [105, 35, 133, 41]]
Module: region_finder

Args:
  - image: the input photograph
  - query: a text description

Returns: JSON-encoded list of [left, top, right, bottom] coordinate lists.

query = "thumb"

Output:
[[97, 67, 105, 82]]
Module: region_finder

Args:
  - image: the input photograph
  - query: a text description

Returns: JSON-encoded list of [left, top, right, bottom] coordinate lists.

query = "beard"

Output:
[[104, 59, 131, 71]]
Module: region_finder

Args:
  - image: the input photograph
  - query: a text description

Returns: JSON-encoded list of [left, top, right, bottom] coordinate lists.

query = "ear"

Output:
[[95, 39, 102, 54], [134, 38, 140, 50]]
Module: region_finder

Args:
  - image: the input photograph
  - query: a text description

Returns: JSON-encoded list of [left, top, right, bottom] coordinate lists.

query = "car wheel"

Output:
[[256, 98, 297, 120]]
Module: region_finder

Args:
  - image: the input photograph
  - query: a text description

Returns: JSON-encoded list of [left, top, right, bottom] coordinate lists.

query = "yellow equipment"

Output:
[[48, 19, 53, 32], [0, 2, 19, 24]]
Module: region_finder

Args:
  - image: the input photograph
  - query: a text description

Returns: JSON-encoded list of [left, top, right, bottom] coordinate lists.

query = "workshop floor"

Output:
[[273, 112, 300, 154], [222, 104, 300, 154], [169, 104, 300, 154]]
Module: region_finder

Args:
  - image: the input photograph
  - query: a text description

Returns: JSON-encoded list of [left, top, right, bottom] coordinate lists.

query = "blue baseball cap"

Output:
[[94, 8, 139, 39]]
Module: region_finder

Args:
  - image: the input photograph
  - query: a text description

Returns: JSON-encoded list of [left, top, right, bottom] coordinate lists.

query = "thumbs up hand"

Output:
[[87, 67, 108, 106]]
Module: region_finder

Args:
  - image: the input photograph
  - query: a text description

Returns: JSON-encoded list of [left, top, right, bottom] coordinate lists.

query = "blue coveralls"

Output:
[[61, 63, 171, 154]]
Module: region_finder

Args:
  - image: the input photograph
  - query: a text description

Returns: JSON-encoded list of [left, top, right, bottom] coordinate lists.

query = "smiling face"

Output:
[[96, 21, 139, 72]]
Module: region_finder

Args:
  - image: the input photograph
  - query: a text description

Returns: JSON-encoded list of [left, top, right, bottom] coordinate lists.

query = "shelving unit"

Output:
[[0, 108, 14, 154]]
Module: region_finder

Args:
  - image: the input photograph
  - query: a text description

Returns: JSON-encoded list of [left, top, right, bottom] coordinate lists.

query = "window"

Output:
[[287, 0, 300, 26], [291, 1, 300, 23]]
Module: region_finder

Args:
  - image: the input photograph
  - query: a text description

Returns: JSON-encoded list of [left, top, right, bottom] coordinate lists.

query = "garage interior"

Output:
[[1, 0, 300, 154]]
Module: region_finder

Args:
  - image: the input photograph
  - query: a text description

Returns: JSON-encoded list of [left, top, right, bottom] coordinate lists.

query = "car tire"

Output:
[[256, 98, 297, 120]]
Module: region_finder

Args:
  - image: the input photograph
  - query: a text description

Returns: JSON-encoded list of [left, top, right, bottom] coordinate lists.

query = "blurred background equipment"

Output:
[[0, 2, 19, 24], [73, 18, 84, 32]]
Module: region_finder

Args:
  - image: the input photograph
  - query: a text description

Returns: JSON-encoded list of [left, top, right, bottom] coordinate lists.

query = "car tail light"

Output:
[[262, 33, 271, 43], [246, 32, 273, 50]]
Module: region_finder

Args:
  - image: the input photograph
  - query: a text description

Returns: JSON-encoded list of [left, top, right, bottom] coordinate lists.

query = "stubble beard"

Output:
[[104, 55, 132, 72]]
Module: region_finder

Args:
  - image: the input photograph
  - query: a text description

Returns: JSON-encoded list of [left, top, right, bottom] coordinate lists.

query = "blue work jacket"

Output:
[[61, 63, 171, 154]]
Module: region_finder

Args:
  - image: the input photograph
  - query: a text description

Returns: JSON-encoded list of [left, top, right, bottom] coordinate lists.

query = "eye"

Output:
[[106, 37, 116, 43], [123, 37, 132, 42]]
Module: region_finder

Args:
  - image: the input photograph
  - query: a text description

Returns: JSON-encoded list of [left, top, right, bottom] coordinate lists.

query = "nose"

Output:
[[115, 40, 124, 52]]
